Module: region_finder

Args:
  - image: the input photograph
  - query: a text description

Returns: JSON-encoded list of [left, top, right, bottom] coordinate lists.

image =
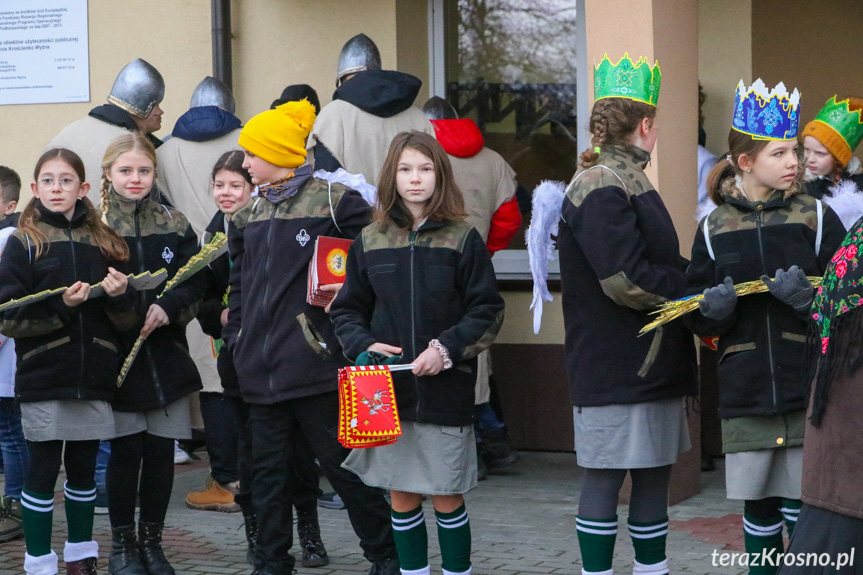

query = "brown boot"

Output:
[[184, 475, 240, 513], [65, 557, 98, 575]]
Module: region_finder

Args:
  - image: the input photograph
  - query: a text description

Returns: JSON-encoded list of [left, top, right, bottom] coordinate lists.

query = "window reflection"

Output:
[[445, 0, 579, 249]]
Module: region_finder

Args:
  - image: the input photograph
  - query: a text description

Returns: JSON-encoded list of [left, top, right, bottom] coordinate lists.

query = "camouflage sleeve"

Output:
[[157, 221, 207, 325], [329, 233, 378, 361], [436, 228, 505, 363], [563, 184, 686, 310], [0, 236, 66, 338], [683, 219, 738, 336]]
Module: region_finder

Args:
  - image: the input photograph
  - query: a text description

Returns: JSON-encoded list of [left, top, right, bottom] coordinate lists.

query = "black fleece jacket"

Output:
[[196, 211, 239, 395], [558, 144, 697, 407], [0, 201, 136, 403], [223, 177, 372, 404], [103, 189, 205, 411], [330, 216, 504, 426], [685, 185, 846, 418]]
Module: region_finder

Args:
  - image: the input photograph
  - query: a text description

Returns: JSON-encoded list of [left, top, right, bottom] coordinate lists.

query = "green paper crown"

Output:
[[812, 96, 863, 153], [594, 53, 661, 106]]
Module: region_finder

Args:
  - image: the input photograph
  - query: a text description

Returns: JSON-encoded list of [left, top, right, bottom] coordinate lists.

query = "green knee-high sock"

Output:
[[21, 489, 55, 557], [576, 515, 617, 574], [436, 504, 471, 575], [64, 481, 96, 543], [629, 517, 669, 574], [743, 512, 784, 575], [780, 499, 801, 538], [391, 506, 429, 572]]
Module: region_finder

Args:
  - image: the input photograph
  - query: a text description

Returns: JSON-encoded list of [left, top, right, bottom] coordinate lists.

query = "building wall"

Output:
[[752, 0, 863, 164], [0, 0, 212, 202], [231, 0, 398, 123], [698, 0, 752, 157], [0, 0, 404, 204], [653, 0, 699, 250], [395, 0, 431, 104]]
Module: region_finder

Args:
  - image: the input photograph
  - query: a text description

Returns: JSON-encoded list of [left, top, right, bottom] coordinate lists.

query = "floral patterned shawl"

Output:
[[810, 216, 863, 425]]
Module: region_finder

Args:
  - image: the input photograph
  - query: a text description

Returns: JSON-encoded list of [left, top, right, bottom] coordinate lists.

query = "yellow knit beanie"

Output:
[[801, 97, 863, 167], [238, 99, 317, 168]]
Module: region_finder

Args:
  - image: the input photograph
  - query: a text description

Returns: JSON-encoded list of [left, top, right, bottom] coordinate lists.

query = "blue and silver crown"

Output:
[[731, 79, 801, 141]]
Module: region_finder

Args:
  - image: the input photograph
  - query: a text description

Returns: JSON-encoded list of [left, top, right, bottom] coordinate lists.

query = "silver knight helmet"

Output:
[[107, 58, 165, 119], [190, 76, 236, 114], [422, 96, 458, 121], [336, 33, 381, 87]]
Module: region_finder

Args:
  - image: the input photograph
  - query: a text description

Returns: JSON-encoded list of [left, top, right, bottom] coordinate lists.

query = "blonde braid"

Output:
[[100, 173, 110, 217]]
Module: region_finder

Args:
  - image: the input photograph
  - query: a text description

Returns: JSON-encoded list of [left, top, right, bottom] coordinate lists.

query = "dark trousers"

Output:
[[200, 392, 239, 485], [249, 391, 396, 574], [228, 394, 320, 516]]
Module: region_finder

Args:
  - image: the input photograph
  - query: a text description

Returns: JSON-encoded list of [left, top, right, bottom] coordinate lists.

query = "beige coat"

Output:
[[309, 100, 434, 186], [449, 147, 517, 242], [47, 116, 134, 207], [156, 130, 242, 237]]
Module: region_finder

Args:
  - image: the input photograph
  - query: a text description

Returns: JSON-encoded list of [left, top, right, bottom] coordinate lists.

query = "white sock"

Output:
[[633, 559, 669, 575], [24, 551, 59, 575], [63, 540, 98, 562]]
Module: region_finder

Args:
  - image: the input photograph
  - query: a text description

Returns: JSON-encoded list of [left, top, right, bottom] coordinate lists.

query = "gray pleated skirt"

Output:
[[342, 420, 477, 495], [572, 397, 691, 469], [22, 399, 115, 442], [725, 446, 802, 500], [112, 395, 192, 440]]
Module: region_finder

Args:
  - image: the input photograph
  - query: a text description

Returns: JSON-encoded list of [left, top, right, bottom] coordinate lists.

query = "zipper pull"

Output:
[[410, 231, 416, 251]]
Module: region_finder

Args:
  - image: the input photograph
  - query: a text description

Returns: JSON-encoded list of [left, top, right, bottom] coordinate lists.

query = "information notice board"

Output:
[[0, 0, 90, 106]]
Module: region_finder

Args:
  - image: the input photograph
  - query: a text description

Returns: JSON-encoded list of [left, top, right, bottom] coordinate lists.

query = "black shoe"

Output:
[[297, 509, 329, 567], [137, 521, 175, 575], [108, 525, 147, 575], [701, 452, 716, 472], [478, 427, 520, 469], [368, 557, 400, 575], [243, 513, 258, 566]]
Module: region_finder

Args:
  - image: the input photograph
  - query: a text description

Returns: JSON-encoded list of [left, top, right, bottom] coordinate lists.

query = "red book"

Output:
[[307, 236, 353, 307], [337, 366, 403, 448]]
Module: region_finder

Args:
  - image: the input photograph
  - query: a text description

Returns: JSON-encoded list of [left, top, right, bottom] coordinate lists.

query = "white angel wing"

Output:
[[526, 180, 566, 334], [313, 168, 378, 206], [823, 179, 863, 230]]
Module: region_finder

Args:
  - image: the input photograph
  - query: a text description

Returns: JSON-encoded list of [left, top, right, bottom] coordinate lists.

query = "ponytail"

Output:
[[706, 159, 734, 206]]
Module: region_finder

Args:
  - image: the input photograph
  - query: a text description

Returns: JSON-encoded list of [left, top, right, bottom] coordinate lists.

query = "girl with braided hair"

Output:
[[556, 55, 696, 575], [98, 133, 206, 575]]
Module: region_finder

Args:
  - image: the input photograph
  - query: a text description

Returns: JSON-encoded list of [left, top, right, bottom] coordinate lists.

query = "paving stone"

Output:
[[0, 451, 753, 574]]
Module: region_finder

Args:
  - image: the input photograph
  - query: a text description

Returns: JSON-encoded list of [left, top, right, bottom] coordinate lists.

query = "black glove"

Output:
[[699, 277, 737, 321], [761, 265, 813, 312]]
